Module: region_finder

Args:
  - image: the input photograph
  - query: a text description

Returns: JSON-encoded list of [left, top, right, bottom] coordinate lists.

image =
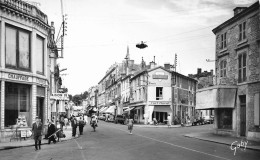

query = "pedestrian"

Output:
[[167, 114, 171, 128], [32, 116, 43, 151], [78, 116, 85, 135], [127, 116, 134, 134], [47, 120, 57, 144], [71, 116, 77, 137], [83, 114, 88, 124], [60, 116, 65, 130], [64, 117, 68, 129], [153, 118, 158, 125]]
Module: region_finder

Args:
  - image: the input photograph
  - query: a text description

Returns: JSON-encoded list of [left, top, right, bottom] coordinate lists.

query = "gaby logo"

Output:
[[230, 140, 248, 155]]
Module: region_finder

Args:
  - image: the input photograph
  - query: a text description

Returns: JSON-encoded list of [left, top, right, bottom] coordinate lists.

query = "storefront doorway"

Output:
[[36, 97, 44, 122], [240, 95, 246, 136]]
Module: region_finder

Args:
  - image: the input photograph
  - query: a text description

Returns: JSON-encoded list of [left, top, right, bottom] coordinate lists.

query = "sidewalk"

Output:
[[184, 132, 260, 151], [0, 126, 76, 151], [134, 124, 182, 128]]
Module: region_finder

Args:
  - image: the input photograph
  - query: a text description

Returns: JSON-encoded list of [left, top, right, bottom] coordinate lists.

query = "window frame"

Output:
[[36, 35, 45, 75], [156, 87, 163, 100], [238, 52, 247, 83], [220, 60, 227, 78], [239, 21, 246, 41], [5, 24, 31, 71], [220, 32, 227, 49]]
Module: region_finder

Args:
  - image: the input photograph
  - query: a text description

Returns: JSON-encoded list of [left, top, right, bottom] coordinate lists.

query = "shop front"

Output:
[[196, 86, 237, 136], [50, 93, 69, 125], [0, 72, 48, 141], [145, 101, 172, 124]]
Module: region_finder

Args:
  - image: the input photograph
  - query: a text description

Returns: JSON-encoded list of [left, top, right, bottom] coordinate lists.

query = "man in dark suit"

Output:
[[47, 120, 56, 144], [71, 116, 77, 137], [32, 116, 43, 151]]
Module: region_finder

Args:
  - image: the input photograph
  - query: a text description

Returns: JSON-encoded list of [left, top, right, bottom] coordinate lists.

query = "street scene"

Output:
[[0, 0, 260, 159]]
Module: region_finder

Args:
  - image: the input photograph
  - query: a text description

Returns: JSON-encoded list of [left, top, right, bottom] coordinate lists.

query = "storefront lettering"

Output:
[[152, 75, 168, 79], [8, 73, 29, 81], [149, 101, 171, 105], [36, 78, 46, 85]]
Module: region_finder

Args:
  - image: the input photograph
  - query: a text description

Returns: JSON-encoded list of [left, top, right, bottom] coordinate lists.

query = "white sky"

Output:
[[31, 0, 258, 95]]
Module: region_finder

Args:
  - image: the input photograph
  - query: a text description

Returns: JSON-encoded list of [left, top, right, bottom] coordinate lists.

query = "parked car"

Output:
[[98, 114, 106, 121], [192, 117, 205, 126], [203, 116, 214, 124], [114, 115, 126, 124]]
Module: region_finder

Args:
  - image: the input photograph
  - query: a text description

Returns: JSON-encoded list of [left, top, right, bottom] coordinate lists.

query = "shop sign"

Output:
[[149, 101, 171, 105], [36, 78, 46, 85], [50, 93, 69, 100], [8, 73, 29, 81], [152, 75, 168, 79]]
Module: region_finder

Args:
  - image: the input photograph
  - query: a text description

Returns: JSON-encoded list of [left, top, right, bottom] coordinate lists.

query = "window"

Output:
[[239, 22, 246, 41], [220, 32, 227, 49], [220, 60, 227, 77], [218, 108, 232, 129], [36, 35, 44, 74], [156, 87, 163, 100], [238, 52, 247, 83], [5, 82, 31, 128], [5, 25, 30, 70]]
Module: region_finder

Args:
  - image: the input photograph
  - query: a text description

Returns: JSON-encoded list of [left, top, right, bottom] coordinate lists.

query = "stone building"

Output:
[[197, 2, 260, 140], [0, 0, 54, 138]]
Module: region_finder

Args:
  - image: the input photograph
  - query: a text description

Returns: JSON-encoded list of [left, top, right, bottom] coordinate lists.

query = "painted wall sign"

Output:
[[8, 73, 29, 81], [50, 93, 69, 100], [36, 78, 46, 85], [149, 101, 171, 105], [152, 75, 168, 79]]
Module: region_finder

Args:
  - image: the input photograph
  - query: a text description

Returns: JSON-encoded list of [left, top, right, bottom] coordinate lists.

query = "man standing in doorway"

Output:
[[32, 116, 43, 151]]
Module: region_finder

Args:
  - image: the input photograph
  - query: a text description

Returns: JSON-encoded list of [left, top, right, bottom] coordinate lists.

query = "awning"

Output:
[[100, 107, 108, 113], [196, 86, 237, 110], [153, 105, 172, 113], [105, 105, 116, 114], [134, 106, 144, 110], [123, 107, 135, 112]]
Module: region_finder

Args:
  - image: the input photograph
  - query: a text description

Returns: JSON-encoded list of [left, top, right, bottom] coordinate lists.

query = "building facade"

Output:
[[0, 0, 52, 137], [197, 2, 260, 140]]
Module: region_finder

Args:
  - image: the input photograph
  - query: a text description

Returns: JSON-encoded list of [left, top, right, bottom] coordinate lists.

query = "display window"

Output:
[[218, 108, 232, 129], [5, 82, 31, 128]]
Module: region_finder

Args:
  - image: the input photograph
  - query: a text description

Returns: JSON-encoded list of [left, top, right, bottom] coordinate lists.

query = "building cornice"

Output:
[[212, 2, 259, 34]]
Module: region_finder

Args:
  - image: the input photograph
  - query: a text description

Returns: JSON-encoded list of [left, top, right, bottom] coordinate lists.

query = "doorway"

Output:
[[240, 95, 246, 136], [36, 97, 44, 122]]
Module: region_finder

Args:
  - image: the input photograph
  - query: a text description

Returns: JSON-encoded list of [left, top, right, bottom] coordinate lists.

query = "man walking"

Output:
[[32, 116, 43, 151], [47, 120, 57, 144], [71, 116, 77, 137]]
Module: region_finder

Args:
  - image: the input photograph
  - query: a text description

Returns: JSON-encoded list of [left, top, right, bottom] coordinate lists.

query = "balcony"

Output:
[[0, 0, 48, 24]]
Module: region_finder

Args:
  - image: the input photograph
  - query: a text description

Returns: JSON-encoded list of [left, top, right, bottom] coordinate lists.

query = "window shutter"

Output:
[[254, 93, 260, 126]]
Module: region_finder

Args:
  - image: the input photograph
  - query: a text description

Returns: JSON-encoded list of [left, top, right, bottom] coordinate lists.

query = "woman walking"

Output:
[[127, 116, 134, 134]]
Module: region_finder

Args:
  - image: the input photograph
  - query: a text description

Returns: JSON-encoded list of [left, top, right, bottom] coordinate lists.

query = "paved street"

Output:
[[0, 121, 260, 160]]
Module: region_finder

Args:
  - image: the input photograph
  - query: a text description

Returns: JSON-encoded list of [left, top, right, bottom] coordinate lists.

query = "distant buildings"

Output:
[[197, 2, 260, 141]]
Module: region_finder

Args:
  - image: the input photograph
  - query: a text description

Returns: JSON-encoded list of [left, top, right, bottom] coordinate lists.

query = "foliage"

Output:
[[71, 91, 88, 105]]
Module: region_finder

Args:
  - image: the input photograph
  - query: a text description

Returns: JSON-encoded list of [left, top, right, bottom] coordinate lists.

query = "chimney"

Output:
[[150, 61, 156, 69], [233, 7, 247, 16], [164, 63, 171, 70], [197, 68, 202, 75]]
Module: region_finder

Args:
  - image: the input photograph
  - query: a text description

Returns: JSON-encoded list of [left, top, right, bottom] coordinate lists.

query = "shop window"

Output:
[[218, 108, 232, 129], [238, 52, 247, 83], [5, 83, 31, 128], [156, 87, 163, 100], [36, 35, 44, 74], [220, 60, 227, 77], [5, 25, 30, 71]]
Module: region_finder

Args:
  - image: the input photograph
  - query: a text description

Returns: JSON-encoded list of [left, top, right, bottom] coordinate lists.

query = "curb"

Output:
[[183, 134, 260, 152]]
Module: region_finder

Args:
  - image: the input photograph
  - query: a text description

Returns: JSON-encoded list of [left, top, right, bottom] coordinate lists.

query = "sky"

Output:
[[31, 0, 258, 95]]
